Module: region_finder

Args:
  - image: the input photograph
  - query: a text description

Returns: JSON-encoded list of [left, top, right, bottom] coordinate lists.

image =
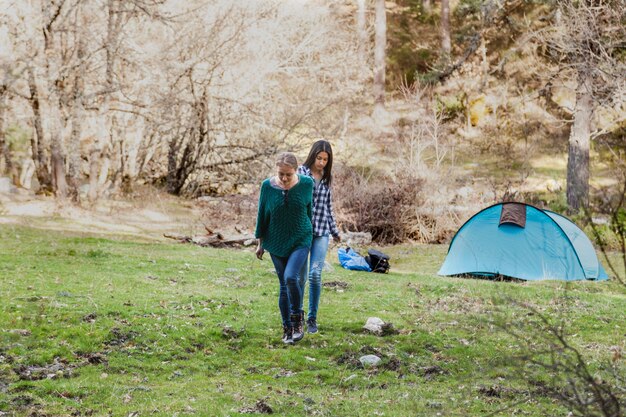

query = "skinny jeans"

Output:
[[270, 246, 309, 327], [298, 235, 330, 321]]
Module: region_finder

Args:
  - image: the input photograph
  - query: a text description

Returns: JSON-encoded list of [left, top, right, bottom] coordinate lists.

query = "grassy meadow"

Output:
[[1, 225, 625, 416]]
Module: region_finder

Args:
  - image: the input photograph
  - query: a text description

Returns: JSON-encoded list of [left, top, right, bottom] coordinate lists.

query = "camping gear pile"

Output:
[[338, 247, 390, 273]]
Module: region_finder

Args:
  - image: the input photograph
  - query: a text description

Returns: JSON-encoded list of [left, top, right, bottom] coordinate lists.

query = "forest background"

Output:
[[0, 0, 625, 244]]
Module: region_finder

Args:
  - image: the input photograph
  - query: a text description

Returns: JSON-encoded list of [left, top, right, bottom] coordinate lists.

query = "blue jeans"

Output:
[[298, 235, 329, 321], [270, 247, 309, 327]]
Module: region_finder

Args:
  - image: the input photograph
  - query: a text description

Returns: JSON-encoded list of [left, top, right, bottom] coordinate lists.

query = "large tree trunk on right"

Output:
[[373, 0, 386, 115], [566, 73, 593, 212], [440, 0, 451, 59]]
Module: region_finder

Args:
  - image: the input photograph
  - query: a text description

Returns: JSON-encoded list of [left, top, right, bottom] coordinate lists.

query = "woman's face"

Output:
[[314, 151, 329, 172], [276, 164, 296, 186]]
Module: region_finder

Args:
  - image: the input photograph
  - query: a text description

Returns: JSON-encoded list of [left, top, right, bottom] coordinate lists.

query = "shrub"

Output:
[[333, 165, 426, 245]]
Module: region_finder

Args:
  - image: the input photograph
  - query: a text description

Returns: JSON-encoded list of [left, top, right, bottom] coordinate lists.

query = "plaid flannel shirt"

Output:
[[298, 165, 340, 238]]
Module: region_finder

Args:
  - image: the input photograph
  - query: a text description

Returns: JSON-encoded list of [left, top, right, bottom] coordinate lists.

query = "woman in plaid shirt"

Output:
[[297, 140, 341, 334]]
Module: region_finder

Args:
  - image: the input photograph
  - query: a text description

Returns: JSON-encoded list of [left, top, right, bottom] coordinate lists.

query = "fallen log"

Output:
[[164, 232, 255, 248]]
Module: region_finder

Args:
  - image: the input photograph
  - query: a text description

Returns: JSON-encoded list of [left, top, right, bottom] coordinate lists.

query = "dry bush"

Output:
[[333, 164, 464, 244], [333, 165, 425, 244]]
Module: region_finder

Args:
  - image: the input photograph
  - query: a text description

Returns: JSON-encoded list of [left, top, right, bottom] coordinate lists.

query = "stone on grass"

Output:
[[363, 317, 385, 335], [359, 354, 381, 367]]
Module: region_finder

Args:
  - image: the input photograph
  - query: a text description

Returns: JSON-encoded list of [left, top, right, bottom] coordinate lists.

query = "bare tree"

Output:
[[2, 0, 364, 198], [542, 0, 626, 212], [143, 0, 363, 196], [497, 300, 625, 417], [88, 0, 122, 202], [373, 0, 386, 115]]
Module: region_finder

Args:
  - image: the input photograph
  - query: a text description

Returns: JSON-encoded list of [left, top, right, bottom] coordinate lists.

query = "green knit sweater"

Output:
[[255, 175, 313, 257]]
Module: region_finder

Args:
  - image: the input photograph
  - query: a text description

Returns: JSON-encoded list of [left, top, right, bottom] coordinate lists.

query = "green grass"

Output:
[[1, 225, 624, 416]]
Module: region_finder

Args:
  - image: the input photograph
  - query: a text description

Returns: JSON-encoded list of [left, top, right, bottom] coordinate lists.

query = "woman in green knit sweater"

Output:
[[255, 153, 313, 344]]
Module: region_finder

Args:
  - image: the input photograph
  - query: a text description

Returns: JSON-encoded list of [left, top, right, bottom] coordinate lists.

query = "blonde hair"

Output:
[[275, 152, 298, 170]]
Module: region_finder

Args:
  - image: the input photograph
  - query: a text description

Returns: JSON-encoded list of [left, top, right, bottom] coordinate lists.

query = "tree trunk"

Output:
[[68, 16, 85, 201], [441, 0, 451, 59], [566, 73, 593, 212], [27, 67, 53, 192], [373, 0, 386, 114], [0, 87, 13, 178], [167, 136, 183, 194], [357, 0, 367, 68], [89, 0, 119, 202], [46, 85, 68, 199], [50, 137, 67, 198], [40, 0, 68, 198]]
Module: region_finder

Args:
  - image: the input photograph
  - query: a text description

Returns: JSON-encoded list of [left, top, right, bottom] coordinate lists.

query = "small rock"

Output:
[[359, 355, 381, 367], [363, 317, 385, 335]]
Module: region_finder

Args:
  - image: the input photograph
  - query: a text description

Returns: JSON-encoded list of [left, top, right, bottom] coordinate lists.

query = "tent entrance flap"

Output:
[[499, 203, 526, 228]]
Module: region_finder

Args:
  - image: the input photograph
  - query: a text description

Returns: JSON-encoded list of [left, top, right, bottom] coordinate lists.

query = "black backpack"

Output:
[[365, 249, 390, 273]]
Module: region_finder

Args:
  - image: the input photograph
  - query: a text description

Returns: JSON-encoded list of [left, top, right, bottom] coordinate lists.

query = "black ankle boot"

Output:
[[282, 325, 294, 345], [291, 313, 304, 342]]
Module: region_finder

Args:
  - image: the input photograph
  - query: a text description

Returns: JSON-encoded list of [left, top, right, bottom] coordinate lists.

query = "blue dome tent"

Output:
[[438, 202, 609, 281]]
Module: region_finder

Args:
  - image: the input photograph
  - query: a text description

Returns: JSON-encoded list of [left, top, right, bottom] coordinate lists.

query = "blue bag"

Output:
[[338, 247, 372, 272]]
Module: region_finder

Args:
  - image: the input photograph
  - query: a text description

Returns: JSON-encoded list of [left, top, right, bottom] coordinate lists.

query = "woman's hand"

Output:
[[256, 243, 265, 260]]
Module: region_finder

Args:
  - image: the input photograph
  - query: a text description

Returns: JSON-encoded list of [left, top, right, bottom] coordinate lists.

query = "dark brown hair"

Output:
[[302, 140, 334, 186]]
